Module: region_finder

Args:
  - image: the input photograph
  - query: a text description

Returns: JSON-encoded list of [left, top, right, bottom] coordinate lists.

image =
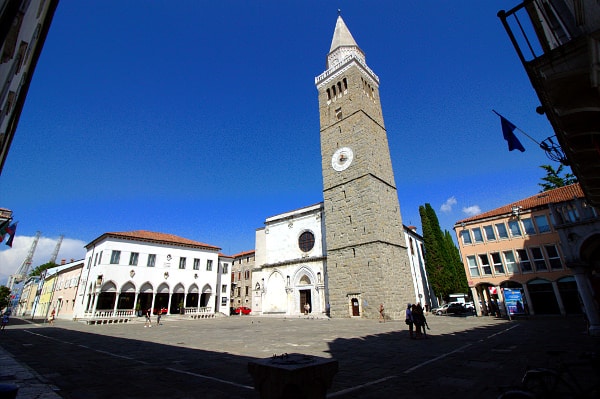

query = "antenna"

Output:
[[49, 234, 64, 264]]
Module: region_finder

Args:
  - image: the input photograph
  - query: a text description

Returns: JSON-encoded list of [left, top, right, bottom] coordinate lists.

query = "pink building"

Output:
[[454, 184, 600, 334]]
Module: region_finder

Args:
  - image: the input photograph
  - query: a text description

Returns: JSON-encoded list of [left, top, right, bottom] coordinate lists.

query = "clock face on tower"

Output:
[[331, 147, 354, 171]]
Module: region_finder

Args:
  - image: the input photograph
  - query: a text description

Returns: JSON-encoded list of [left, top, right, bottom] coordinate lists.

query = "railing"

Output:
[[497, 0, 579, 66], [184, 306, 212, 315], [84, 309, 135, 318]]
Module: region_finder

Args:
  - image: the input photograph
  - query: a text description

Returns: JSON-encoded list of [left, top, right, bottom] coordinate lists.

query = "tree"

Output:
[[539, 164, 577, 192], [29, 262, 57, 277], [0, 285, 10, 310], [419, 204, 468, 301]]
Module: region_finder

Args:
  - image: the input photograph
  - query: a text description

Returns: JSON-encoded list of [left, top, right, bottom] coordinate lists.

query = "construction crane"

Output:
[[7, 231, 41, 291], [48, 234, 64, 264]]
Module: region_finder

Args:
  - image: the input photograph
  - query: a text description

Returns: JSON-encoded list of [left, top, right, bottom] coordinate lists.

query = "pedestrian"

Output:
[[379, 303, 385, 323], [144, 308, 152, 328], [413, 304, 426, 339], [156, 312, 161, 326], [405, 303, 414, 339], [304, 303, 310, 315], [0, 313, 9, 330], [326, 302, 331, 317], [48, 309, 55, 325]]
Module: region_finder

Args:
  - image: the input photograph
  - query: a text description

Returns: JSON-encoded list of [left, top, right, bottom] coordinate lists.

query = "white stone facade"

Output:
[[73, 231, 230, 319], [252, 204, 327, 316]]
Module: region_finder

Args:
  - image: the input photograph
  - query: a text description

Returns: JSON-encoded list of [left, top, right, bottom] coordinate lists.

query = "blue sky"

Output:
[[0, 1, 558, 283]]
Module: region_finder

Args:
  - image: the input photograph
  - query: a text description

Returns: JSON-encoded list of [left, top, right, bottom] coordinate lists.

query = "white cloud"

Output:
[[462, 205, 481, 216], [0, 235, 86, 286], [440, 196, 457, 213]]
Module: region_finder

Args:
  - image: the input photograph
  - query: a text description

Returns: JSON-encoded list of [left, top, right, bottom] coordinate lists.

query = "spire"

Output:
[[329, 15, 359, 53], [325, 14, 367, 72]]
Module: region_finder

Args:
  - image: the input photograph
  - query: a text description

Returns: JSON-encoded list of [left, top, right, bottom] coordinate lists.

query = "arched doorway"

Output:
[[527, 279, 560, 314], [97, 282, 117, 310], [155, 283, 170, 314], [557, 276, 582, 314], [171, 283, 185, 314], [200, 284, 212, 308], [138, 282, 154, 313], [187, 284, 199, 308], [298, 274, 312, 314], [117, 282, 136, 310]]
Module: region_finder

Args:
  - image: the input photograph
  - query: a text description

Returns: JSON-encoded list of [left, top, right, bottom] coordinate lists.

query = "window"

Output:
[[460, 230, 472, 244], [206, 259, 213, 271], [193, 258, 200, 270], [472, 228, 484, 243], [508, 220, 522, 237], [467, 255, 480, 277], [147, 254, 156, 267], [222, 284, 227, 293], [490, 252, 505, 274], [564, 204, 580, 222], [245, 286, 249, 296], [221, 297, 227, 306], [522, 218, 536, 235], [496, 223, 509, 239], [94, 253, 98, 266], [129, 252, 139, 266], [179, 257, 186, 269], [503, 251, 519, 274], [299, 231, 315, 252], [478, 254, 492, 275], [516, 249, 532, 272], [222, 263, 228, 273], [98, 251, 103, 264], [483, 225, 496, 241], [544, 245, 562, 269], [534, 215, 551, 233], [244, 270, 250, 280], [87, 257, 92, 269], [409, 237, 415, 255], [530, 247, 547, 271], [110, 250, 121, 264]]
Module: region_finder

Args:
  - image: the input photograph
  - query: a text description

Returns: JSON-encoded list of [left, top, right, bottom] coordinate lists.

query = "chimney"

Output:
[[61, 259, 66, 265]]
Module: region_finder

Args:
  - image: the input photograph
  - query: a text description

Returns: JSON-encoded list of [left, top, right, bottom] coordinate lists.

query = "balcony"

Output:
[[498, 0, 600, 206]]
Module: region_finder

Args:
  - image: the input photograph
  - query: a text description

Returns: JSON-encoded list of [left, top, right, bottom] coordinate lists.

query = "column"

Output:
[[551, 281, 566, 315], [521, 284, 535, 315], [470, 286, 482, 316], [573, 267, 600, 336]]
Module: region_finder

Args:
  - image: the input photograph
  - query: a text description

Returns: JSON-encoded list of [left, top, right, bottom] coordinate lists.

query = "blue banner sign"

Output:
[[503, 288, 525, 315]]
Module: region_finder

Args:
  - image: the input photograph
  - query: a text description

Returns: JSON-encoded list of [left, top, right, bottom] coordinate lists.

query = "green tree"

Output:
[[29, 262, 57, 277], [419, 204, 469, 301], [539, 164, 577, 192], [0, 285, 10, 310]]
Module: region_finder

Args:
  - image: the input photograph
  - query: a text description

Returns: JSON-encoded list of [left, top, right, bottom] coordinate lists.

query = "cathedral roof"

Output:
[[329, 15, 359, 53]]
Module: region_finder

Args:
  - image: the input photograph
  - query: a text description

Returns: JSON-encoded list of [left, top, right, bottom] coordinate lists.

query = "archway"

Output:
[[200, 284, 212, 308], [138, 282, 154, 313], [97, 281, 117, 310], [155, 283, 170, 314], [117, 281, 136, 310], [527, 278, 560, 314], [557, 276, 582, 314], [187, 284, 199, 308], [171, 283, 185, 314]]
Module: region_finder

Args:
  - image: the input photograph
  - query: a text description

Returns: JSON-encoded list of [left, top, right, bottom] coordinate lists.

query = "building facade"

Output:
[[230, 250, 255, 311], [73, 230, 229, 320], [316, 15, 413, 320], [404, 226, 438, 311], [0, 0, 58, 174], [454, 184, 600, 333]]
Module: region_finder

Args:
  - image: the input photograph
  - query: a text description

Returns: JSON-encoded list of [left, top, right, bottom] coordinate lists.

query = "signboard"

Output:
[[503, 288, 526, 315]]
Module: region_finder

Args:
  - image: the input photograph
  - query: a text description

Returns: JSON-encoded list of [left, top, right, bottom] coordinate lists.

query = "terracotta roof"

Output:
[[87, 230, 220, 251], [455, 183, 584, 225], [233, 250, 255, 258]]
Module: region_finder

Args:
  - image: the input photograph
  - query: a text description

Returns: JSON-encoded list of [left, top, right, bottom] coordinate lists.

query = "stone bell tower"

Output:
[[316, 15, 412, 319]]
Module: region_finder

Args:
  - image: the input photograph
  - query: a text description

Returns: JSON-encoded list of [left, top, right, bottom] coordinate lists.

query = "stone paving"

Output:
[[0, 313, 598, 398]]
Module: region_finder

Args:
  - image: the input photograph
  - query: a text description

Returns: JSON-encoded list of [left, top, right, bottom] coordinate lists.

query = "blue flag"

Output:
[[500, 116, 525, 152], [5, 222, 17, 247]]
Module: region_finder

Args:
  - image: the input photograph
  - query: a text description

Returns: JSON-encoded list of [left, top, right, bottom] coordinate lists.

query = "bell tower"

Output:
[[316, 15, 412, 319]]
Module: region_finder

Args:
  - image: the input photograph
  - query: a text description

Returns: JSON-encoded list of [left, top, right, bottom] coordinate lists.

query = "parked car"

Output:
[[434, 303, 466, 316], [234, 306, 252, 315], [464, 302, 475, 310]]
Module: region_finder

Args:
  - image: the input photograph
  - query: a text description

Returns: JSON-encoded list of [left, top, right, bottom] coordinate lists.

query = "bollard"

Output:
[[248, 353, 338, 399]]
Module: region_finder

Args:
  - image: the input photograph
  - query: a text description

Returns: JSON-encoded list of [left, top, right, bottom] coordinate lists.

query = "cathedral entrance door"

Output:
[[351, 298, 360, 316], [300, 290, 311, 314]]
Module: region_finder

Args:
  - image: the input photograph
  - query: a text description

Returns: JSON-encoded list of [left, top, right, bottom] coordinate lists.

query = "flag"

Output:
[[500, 116, 525, 152], [0, 219, 9, 242], [5, 222, 17, 247]]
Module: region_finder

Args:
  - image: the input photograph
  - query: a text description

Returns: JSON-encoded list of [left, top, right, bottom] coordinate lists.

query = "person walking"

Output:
[[144, 308, 152, 328], [379, 303, 385, 323], [304, 303, 310, 315], [156, 312, 162, 326], [405, 303, 414, 339], [413, 304, 427, 339], [48, 309, 56, 325], [0, 313, 9, 330]]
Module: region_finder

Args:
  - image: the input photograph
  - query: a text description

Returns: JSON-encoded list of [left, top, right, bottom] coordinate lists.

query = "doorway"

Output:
[[300, 289, 311, 314], [351, 298, 360, 316]]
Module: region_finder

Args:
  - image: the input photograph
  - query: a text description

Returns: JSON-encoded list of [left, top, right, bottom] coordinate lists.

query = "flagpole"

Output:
[[492, 110, 541, 146]]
